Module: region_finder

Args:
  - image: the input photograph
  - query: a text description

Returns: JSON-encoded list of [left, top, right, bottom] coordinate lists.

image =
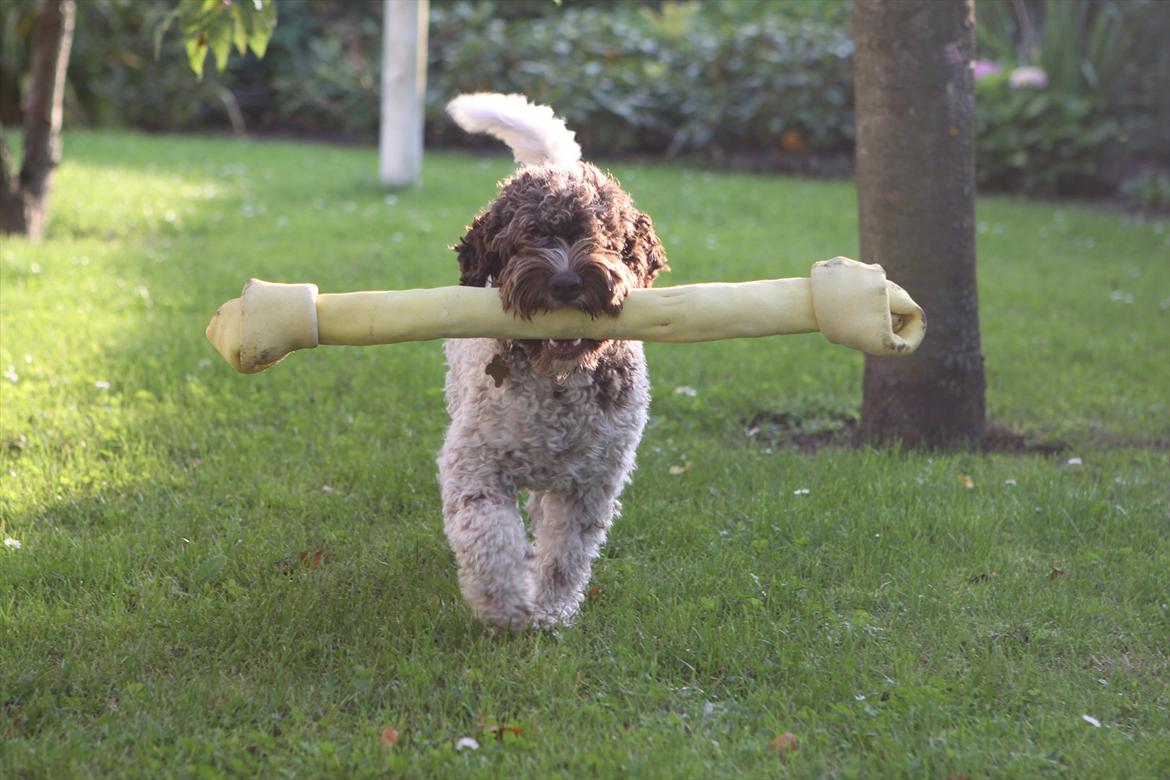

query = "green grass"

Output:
[[2, 130, 1168, 779]]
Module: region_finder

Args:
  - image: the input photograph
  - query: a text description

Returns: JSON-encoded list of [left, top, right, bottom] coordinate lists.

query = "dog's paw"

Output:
[[532, 602, 579, 631], [473, 596, 535, 634]]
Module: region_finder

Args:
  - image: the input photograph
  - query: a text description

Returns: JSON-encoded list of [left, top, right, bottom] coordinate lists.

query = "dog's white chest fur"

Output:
[[441, 338, 648, 494]]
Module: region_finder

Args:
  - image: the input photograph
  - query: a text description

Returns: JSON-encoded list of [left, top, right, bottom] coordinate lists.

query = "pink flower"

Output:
[[1009, 66, 1048, 89], [973, 60, 1002, 81]]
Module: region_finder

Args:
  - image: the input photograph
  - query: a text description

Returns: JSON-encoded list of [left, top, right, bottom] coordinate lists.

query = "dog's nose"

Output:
[[549, 270, 582, 301]]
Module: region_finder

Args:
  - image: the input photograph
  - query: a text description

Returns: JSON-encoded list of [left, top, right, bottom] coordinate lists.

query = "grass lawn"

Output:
[[2, 130, 1168, 779]]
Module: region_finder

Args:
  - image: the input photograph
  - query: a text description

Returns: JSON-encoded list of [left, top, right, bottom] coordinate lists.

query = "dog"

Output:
[[437, 93, 669, 631]]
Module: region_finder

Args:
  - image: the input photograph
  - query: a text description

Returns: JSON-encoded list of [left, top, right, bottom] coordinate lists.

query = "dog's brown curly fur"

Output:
[[452, 161, 669, 374], [454, 162, 669, 304]]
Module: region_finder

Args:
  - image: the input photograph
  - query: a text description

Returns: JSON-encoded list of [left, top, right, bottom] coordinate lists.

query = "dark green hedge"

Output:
[[1, 0, 1165, 200]]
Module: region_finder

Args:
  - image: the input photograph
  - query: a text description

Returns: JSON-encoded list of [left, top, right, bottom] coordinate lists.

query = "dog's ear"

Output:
[[454, 211, 505, 288], [623, 211, 670, 286]]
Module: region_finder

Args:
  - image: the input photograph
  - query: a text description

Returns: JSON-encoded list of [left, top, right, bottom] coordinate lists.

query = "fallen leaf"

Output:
[[587, 585, 604, 599], [669, 461, 692, 475], [769, 731, 798, 757], [299, 548, 329, 569], [320, 485, 335, 494], [486, 724, 523, 741], [1049, 567, 1065, 579], [967, 571, 996, 584], [380, 726, 399, 747], [957, 474, 975, 489], [946, 775, 971, 780]]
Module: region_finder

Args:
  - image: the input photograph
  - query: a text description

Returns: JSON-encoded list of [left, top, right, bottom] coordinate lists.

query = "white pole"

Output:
[[379, 0, 429, 187]]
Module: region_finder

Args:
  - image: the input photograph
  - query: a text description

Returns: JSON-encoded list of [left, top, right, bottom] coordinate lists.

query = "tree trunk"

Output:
[[0, 0, 75, 239], [379, 0, 429, 188], [853, 0, 986, 449]]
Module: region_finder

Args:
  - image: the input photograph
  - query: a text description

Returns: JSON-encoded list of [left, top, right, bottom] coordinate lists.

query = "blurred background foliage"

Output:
[[1, 0, 1166, 203]]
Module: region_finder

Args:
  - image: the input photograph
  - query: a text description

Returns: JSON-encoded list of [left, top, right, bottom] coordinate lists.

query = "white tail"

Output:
[[446, 93, 581, 168]]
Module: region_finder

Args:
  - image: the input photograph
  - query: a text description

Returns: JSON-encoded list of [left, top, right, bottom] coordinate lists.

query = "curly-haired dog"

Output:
[[438, 93, 669, 630]]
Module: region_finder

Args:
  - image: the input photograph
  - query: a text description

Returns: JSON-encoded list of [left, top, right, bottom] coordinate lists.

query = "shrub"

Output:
[[975, 72, 1121, 195], [425, 1, 855, 159], [2, 0, 1161, 200]]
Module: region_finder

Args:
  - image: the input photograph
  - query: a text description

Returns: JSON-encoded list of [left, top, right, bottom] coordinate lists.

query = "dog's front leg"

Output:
[[438, 456, 535, 631], [530, 486, 619, 628]]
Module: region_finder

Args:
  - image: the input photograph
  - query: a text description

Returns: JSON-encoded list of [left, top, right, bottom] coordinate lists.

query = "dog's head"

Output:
[[454, 162, 669, 374]]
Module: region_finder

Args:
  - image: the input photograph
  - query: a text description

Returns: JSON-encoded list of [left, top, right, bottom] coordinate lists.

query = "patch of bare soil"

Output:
[[744, 415, 1089, 455]]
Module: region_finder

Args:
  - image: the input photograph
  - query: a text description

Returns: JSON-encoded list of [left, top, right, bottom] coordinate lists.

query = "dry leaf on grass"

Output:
[[1049, 567, 1065, 579], [669, 462, 692, 475], [768, 732, 798, 757], [486, 724, 524, 741], [967, 571, 996, 584], [299, 548, 329, 569], [380, 727, 399, 747], [957, 474, 975, 489]]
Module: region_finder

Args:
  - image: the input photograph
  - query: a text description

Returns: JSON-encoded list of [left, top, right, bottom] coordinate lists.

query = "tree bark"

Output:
[[379, 0, 429, 188], [853, 0, 986, 449], [0, 0, 75, 239]]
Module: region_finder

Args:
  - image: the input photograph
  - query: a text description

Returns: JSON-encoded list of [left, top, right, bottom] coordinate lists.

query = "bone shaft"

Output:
[[314, 278, 818, 346]]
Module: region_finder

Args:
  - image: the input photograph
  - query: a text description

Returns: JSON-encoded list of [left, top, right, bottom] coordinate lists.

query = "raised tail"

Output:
[[446, 92, 581, 168]]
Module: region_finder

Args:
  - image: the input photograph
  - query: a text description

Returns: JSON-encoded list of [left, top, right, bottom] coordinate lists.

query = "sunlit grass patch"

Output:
[[1, 130, 1167, 779]]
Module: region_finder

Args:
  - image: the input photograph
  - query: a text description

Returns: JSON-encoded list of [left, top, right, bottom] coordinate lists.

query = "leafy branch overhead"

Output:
[[156, 0, 277, 79]]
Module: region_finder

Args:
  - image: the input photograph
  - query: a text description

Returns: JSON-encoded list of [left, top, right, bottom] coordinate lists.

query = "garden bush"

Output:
[[1, 0, 1165, 199], [974, 72, 1120, 196], [425, 1, 855, 159]]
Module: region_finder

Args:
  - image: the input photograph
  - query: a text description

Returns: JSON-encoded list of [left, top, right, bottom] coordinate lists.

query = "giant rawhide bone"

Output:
[[205, 256, 926, 374]]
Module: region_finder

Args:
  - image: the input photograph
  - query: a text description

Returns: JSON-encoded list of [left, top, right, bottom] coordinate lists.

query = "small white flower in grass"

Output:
[[4, 537, 22, 549], [4, 368, 18, 383], [1067, 457, 1083, 466], [854, 694, 866, 701], [793, 488, 810, 496], [455, 736, 480, 752], [673, 386, 698, 397], [95, 380, 111, 390], [1004, 479, 1017, 486], [1082, 714, 1102, 728]]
